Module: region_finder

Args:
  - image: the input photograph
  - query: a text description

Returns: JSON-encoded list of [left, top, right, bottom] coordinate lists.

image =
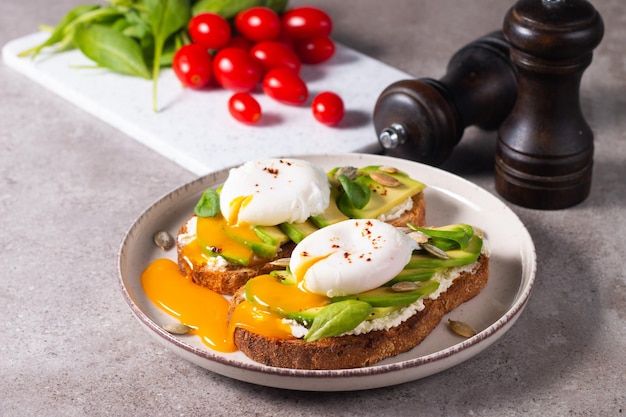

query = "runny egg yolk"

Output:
[[140, 258, 329, 352], [141, 258, 236, 353], [227, 195, 253, 225], [229, 274, 330, 340]]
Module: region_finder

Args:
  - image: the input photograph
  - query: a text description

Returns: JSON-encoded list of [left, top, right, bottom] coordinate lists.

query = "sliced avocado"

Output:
[[254, 225, 290, 246], [280, 220, 319, 243], [269, 269, 296, 285], [223, 227, 279, 259], [386, 267, 438, 285], [367, 305, 402, 320], [310, 187, 349, 228], [331, 280, 440, 307], [336, 166, 426, 219], [406, 234, 483, 269], [282, 306, 325, 324], [282, 305, 402, 324]]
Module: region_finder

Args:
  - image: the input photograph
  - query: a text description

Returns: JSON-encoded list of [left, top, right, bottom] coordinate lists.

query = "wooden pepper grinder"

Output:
[[373, 31, 518, 166], [496, 0, 604, 209]]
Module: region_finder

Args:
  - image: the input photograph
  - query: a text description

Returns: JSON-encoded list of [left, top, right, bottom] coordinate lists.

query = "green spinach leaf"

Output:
[[73, 23, 151, 79], [194, 189, 221, 218], [304, 300, 372, 342], [338, 174, 371, 209]]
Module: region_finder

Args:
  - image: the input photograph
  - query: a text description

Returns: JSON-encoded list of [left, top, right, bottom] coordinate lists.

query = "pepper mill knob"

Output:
[[496, 0, 604, 209], [373, 31, 517, 165]]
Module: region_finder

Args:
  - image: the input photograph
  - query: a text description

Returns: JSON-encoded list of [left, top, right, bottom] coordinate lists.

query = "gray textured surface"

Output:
[[1, 0, 624, 416]]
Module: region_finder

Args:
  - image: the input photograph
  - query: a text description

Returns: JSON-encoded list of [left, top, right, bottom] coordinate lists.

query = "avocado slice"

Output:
[[282, 304, 402, 325], [254, 225, 290, 246], [386, 267, 438, 285], [310, 187, 349, 228], [280, 220, 319, 243], [406, 234, 483, 269], [282, 306, 325, 324], [331, 280, 440, 307], [223, 227, 280, 259], [334, 166, 426, 219], [367, 305, 403, 320], [269, 269, 296, 285]]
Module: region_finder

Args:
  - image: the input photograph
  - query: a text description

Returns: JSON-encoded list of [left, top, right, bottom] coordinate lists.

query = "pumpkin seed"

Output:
[[423, 243, 450, 259], [408, 231, 429, 244], [162, 323, 191, 335], [448, 319, 477, 338], [379, 166, 398, 174], [391, 281, 419, 292], [153, 230, 174, 251], [370, 171, 402, 187], [335, 166, 358, 181], [269, 257, 291, 267]]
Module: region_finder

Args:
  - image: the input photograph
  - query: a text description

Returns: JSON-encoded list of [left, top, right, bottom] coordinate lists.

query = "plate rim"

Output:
[[116, 153, 537, 388]]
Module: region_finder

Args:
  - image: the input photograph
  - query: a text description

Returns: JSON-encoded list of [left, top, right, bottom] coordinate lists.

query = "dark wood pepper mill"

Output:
[[373, 31, 518, 166], [496, 0, 604, 209]]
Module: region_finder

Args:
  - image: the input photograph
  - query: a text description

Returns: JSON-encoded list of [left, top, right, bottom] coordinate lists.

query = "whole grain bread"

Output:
[[229, 253, 489, 370], [177, 192, 426, 295]]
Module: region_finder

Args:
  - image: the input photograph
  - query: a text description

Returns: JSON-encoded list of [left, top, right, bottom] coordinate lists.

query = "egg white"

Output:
[[290, 219, 419, 297], [219, 158, 330, 226]]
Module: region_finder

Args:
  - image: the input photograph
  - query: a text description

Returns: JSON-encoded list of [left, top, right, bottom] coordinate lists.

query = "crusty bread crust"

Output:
[[177, 192, 425, 295], [230, 253, 489, 370], [388, 192, 425, 228]]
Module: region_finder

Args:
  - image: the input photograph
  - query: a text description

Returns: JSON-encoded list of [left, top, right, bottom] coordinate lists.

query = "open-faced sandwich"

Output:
[[227, 218, 489, 370], [176, 158, 427, 294]]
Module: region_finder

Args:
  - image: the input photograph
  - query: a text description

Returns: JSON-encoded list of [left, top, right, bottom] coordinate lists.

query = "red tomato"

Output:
[[224, 35, 253, 51], [228, 93, 262, 124], [312, 91, 344, 125], [235, 7, 281, 42], [294, 36, 336, 64], [250, 41, 301, 74], [172, 44, 212, 89], [188, 13, 231, 50], [281, 7, 332, 40], [262, 68, 308, 105], [275, 30, 295, 49], [213, 47, 262, 92]]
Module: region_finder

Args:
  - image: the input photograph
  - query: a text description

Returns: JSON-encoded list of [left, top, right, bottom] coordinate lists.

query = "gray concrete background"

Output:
[[1, 0, 624, 416]]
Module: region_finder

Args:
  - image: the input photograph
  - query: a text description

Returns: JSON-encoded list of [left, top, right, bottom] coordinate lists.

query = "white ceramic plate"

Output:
[[117, 153, 536, 391]]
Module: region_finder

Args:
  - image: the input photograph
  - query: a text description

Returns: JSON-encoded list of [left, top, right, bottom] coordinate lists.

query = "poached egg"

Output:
[[290, 219, 419, 297], [219, 158, 330, 226]]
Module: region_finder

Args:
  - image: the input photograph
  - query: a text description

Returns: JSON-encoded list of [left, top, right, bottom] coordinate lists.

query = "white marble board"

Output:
[[2, 32, 412, 175]]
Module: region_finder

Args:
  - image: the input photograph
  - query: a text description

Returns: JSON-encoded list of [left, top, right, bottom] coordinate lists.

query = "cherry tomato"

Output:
[[235, 7, 281, 43], [213, 47, 262, 92], [312, 91, 344, 125], [250, 41, 301, 74], [224, 35, 253, 51], [262, 68, 308, 105], [275, 30, 295, 49], [188, 13, 231, 50], [228, 92, 262, 124], [172, 44, 212, 89], [294, 36, 336, 64], [281, 7, 332, 40]]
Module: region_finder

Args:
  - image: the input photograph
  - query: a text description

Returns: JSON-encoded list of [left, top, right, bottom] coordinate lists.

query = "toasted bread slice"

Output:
[[177, 192, 425, 295], [229, 253, 489, 370]]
